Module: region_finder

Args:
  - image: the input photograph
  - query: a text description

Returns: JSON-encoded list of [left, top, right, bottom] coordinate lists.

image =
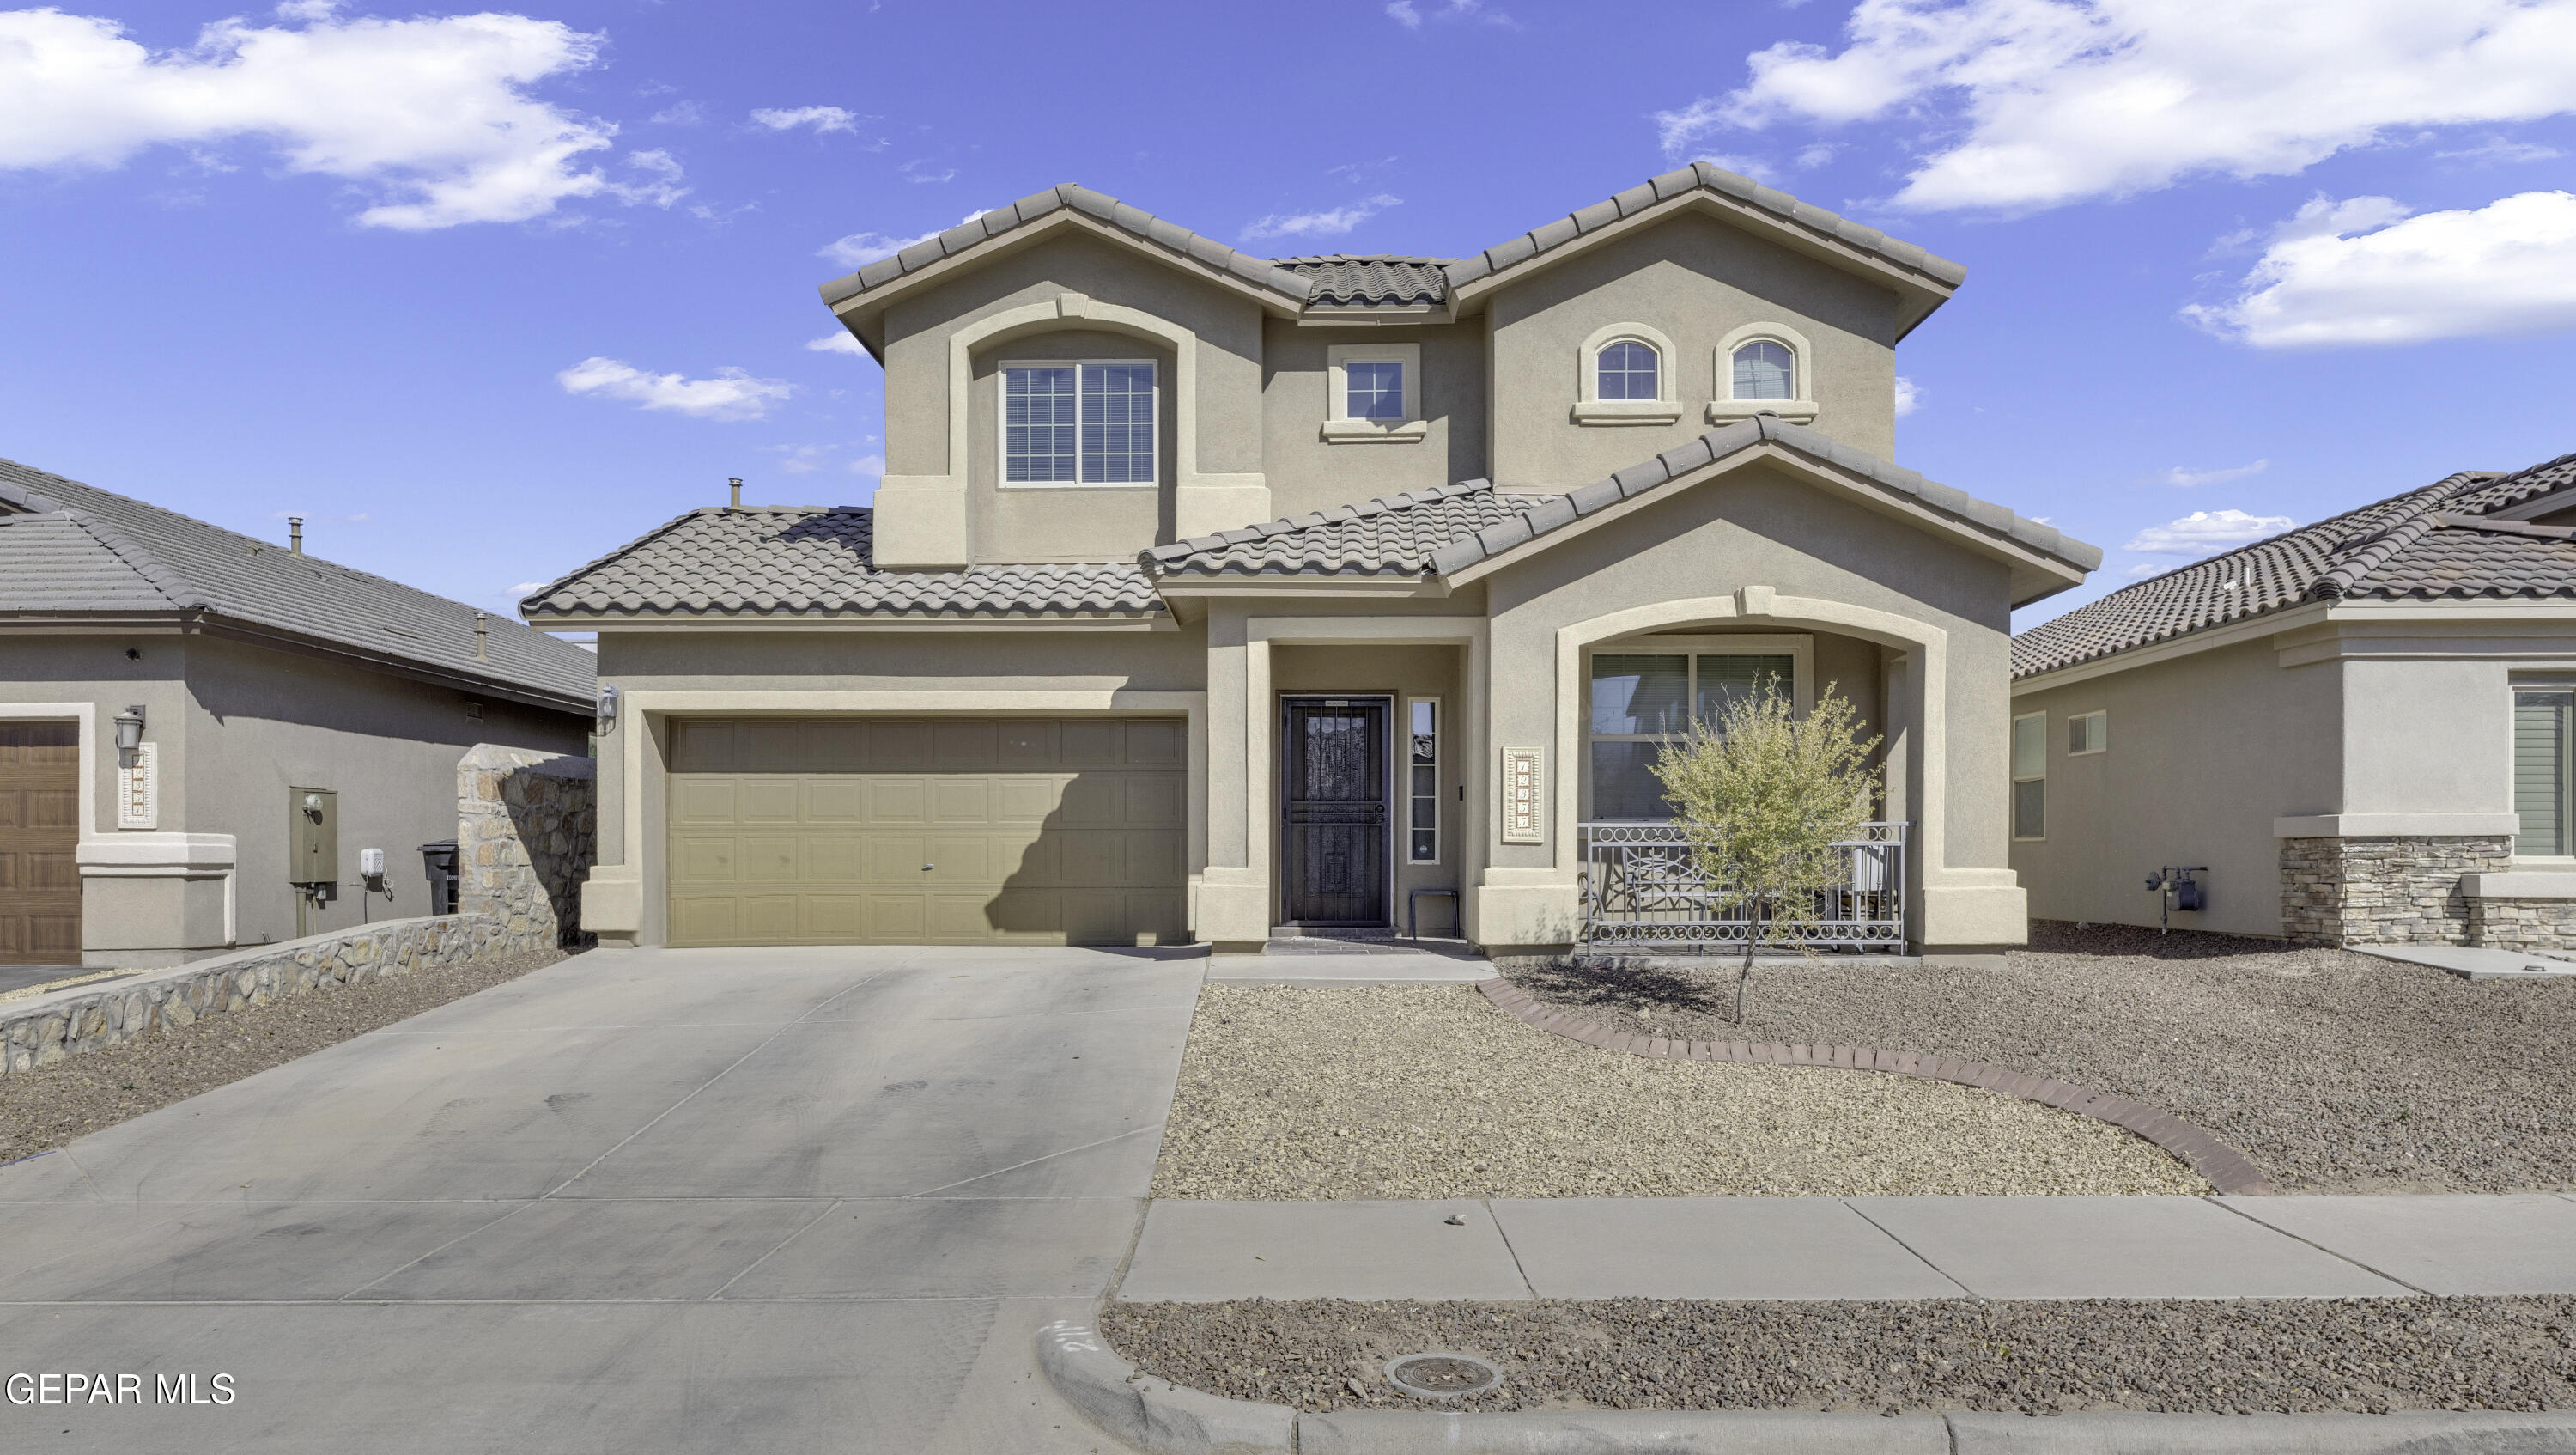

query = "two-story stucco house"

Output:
[[524, 167, 2100, 959]]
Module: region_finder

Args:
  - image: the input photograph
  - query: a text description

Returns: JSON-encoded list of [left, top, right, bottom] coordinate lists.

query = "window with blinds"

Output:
[[1586, 651, 1794, 821], [2011, 712, 2047, 841], [2515, 690, 2572, 856]]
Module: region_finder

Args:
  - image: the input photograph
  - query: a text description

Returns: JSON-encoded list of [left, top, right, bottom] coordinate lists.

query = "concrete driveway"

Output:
[[0, 945, 1203, 1453]]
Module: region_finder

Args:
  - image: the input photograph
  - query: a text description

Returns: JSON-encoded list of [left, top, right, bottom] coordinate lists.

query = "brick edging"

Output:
[[1477, 977, 2275, 1195]]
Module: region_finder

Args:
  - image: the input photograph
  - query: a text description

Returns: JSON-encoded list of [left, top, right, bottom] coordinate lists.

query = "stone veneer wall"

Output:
[[2279, 836, 2512, 946], [2465, 898, 2576, 953], [1, 913, 546, 1074], [457, 744, 596, 950]]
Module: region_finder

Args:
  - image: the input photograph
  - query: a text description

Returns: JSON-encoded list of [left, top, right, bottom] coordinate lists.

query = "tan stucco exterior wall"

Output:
[[965, 326, 1175, 559], [1258, 319, 1490, 518], [3, 631, 586, 965], [2010, 638, 2338, 937], [1485, 211, 1901, 490]]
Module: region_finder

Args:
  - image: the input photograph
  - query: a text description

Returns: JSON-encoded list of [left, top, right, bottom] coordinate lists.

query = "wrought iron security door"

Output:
[[1282, 697, 1391, 925]]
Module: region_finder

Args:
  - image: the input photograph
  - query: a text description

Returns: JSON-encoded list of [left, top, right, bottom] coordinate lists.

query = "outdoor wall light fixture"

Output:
[[596, 684, 620, 734], [112, 704, 145, 768]]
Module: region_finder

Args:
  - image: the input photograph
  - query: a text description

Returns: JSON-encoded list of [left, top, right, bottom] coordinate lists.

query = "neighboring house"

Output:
[[524, 167, 2099, 957], [2011, 450, 2576, 949], [0, 459, 598, 968]]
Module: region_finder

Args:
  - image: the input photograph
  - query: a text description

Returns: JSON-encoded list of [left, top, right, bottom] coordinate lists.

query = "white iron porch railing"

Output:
[[1577, 821, 1908, 950]]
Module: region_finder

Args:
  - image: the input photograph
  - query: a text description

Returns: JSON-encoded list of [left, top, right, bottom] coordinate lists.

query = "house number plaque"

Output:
[[1500, 746, 1543, 843]]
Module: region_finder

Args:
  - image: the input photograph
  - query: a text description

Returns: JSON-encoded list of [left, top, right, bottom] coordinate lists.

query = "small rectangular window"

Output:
[[2516, 690, 2572, 856], [2011, 712, 2047, 840], [1408, 698, 1438, 863], [2068, 710, 2107, 756], [1003, 361, 1156, 485], [1347, 361, 1406, 421]]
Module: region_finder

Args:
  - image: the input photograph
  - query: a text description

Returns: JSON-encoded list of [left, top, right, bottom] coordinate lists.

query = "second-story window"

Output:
[[1004, 361, 1157, 484], [1346, 361, 1406, 421], [1731, 340, 1795, 400], [1596, 339, 1660, 400]]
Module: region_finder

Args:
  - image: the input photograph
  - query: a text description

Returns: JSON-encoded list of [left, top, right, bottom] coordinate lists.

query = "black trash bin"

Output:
[[419, 839, 460, 916]]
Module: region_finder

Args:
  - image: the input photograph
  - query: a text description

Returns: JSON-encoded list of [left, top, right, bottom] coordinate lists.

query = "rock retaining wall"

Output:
[[2465, 897, 2576, 953], [2279, 835, 2511, 946], [458, 744, 595, 950], [1, 912, 545, 1074]]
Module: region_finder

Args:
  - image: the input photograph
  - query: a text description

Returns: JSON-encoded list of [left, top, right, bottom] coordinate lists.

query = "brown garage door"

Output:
[[0, 721, 82, 965], [665, 717, 1188, 947]]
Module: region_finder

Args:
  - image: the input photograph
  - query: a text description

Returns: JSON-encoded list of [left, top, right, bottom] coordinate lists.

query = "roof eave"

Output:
[[1443, 186, 1960, 338], [821, 209, 1308, 343]]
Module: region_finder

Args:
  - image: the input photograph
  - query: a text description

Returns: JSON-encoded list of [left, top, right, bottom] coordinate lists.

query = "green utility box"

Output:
[[289, 786, 338, 886]]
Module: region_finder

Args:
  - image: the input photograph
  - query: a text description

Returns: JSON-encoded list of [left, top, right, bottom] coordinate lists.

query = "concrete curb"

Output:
[[1037, 1318, 1297, 1455], [1039, 1321, 2576, 1453], [1478, 978, 2276, 1195]]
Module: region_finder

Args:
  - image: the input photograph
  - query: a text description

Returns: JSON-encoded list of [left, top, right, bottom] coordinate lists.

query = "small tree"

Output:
[[1650, 685, 1884, 1023]]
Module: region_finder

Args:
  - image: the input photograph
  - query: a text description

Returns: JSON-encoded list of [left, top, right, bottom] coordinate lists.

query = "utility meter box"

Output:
[[289, 787, 338, 886]]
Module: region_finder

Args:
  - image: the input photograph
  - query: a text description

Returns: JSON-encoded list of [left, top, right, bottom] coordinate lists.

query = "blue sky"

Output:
[[3, 0, 2573, 630]]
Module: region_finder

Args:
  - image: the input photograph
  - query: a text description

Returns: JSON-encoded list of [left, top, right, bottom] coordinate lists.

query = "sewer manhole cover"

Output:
[[1384, 1352, 1501, 1399]]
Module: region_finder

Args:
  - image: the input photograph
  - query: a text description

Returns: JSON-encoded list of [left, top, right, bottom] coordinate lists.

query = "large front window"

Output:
[[1587, 650, 1795, 820], [1003, 362, 1157, 484]]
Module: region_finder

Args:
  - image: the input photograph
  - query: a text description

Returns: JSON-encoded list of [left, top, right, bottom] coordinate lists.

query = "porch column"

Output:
[[1196, 610, 1271, 950]]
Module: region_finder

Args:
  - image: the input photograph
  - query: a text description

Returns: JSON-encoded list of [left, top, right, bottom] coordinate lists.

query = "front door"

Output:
[[1281, 697, 1390, 926]]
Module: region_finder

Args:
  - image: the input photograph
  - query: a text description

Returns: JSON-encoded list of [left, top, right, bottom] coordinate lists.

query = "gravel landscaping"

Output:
[[0, 947, 569, 1165], [1152, 983, 2203, 1199], [1104, 1295, 2576, 1415], [1503, 922, 2576, 1194]]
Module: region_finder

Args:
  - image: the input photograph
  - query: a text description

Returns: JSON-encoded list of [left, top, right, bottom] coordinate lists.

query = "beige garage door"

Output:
[[665, 717, 1188, 947]]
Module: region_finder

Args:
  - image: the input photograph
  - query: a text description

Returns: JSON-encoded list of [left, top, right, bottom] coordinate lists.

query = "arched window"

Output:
[[1731, 340, 1795, 401], [1595, 339, 1660, 401]]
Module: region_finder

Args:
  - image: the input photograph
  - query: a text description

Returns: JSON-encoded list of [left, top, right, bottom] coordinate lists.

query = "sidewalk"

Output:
[[1120, 1193, 2576, 1301]]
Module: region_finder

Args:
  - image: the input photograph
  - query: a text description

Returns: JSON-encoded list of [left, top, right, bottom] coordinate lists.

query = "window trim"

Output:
[[2067, 709, 2107, 757], [1578, 634, 1814, 821], [1406, 695, 1441, 865], [996, 357, 1161, 489], [1574, 321, 1681, 425], [1709, 321, 1819, 425], [2011, 710, 2048, 842], [1324, 342, 1427, 442]]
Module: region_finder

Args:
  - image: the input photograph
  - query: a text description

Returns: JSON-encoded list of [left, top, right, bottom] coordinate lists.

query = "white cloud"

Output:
[[750, 105, 856, 134], [2186, 190, 2576, 348], [1657, 0, 2576, 213], [816, 208, 989, 269], [0, 5, 663, 229], [647, 99, 703, 126], [2123, 562, 2166, 578], [2437, 136, 2566, 166], [2125, 509, 2294, 555], [1893, 375, 1921, 416], [848, 453, 885, 478], [1792, 142, 1838, 169], [1388, 0, 1518, 27], [1242, 193, 1401, 241], [2159, 458, 2267, 488], [602, 149, 688, 210], [899, 158, 956, 184], [805, 332, 867, 356], [510, 580, 550, 595], [556, 358, 793, 422]]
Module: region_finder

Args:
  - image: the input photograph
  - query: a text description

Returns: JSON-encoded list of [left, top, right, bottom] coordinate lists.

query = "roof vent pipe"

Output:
[[729, 477, 743, 510], [474, 610, 489, 661], [288, 515, 304, 556]]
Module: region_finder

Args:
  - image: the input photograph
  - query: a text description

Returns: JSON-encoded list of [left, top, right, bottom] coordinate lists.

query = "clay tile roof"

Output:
[[0, 456, 595, 707], [521, 505, 1163, 618], [1140, 482, 1535, 578], [1271, 256, 1453, 307], [2012, 450, 2576, 679]]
